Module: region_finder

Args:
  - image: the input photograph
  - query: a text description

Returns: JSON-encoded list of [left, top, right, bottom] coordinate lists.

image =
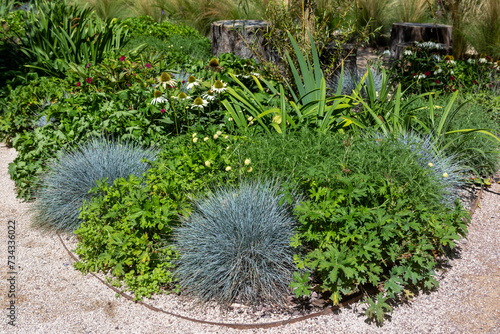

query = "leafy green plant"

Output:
[[75, 175, 178, 300], [290, 137, 470, 323], [31, 137, 158, 232], [175, 179, 299, 307], [223, 33, 355, 135], [18, 0, 129, 76]]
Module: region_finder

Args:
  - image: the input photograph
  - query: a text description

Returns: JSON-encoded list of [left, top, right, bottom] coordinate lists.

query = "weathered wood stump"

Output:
[[210, 20, 278, 62], [390, 23, 453, 58]]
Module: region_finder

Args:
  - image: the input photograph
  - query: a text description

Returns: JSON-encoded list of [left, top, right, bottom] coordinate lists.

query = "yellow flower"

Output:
[[244, 158, 251, 165], [216, 130, 222, 136], [205, 161, 211, 167], [428, 162, 433, 167], [192, 133, 197, 137], [247, 116, 253, 121], [193, 137, 198, 143], [247, 167, 253, 172], [204, 137, 209, 141], [225, 166, 231, 171], [213, 134, 219, 139], [443, 173, 448, 178]]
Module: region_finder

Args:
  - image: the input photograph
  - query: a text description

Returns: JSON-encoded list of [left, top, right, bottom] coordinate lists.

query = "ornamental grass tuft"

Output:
[[174, 179, 299, 308], [32, 137, 158, 232]]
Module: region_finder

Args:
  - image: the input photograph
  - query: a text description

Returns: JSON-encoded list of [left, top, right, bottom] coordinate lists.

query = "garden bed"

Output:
[[1, 142, 499, 333]]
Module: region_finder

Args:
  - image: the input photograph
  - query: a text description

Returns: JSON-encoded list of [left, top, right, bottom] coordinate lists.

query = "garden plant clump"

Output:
[[0, 0, 499, 326]]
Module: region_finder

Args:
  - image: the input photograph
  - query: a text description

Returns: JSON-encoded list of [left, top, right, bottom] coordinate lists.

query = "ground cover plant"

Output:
[[1, 0, 499, 326]]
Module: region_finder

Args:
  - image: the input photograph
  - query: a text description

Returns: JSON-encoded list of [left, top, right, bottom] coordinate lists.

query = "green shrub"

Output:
[[174, 179, 299, 307], [285, 134, 470, 324], [291, 172, 469, 324], [19, 0, 129, 77], [0, 75, 69, 144], [7, 83, 174, 200], [32, 137, 159, 232], [75, 175, 178, 300]]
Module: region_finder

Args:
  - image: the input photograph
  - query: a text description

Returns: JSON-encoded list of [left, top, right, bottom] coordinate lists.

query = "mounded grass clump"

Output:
[[174, 179, 299, 307], [32, 137, 158, 232]]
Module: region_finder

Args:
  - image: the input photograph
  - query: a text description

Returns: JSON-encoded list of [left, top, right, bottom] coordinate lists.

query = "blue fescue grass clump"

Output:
[[32, 137, 159, 232], [174, 179, 299, 307], [372, 131, 468, 206]]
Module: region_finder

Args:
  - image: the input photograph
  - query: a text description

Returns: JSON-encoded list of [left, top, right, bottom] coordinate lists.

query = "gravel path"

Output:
[[1, 142, 499, 334]]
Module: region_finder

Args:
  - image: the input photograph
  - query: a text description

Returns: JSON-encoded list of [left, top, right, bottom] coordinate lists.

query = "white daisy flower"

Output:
[[157, 72, 177, 89], [185, 75, 201, 90], [202, 90, 217, 102], [190, 97, 208, 110], [172, 92, 191, 100], [211, 80, 227, 93], [151, 90, 168, 105]]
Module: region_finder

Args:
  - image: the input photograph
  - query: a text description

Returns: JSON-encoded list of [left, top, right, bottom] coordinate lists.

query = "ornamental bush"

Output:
[[32, 137, 158, 232], [174, 179, 299, 307], [75, 174, 179, 300]]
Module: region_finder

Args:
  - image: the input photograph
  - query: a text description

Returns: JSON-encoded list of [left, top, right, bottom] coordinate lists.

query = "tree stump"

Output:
[[210, 20, 278, 62], [390, 23, 453, 59]]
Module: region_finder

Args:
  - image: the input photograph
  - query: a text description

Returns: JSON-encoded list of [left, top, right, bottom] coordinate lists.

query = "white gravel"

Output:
[[1, 142, 499, 334]]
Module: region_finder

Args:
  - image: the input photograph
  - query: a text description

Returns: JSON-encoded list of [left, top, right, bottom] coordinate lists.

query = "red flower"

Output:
[[412, 73, 417, 77], [435, 80, 441, 84], [77, 81, 81, 87], [425, 71, 431, 76], [473, 80, 478, 85], [160, 109, 166, 114], [85, 63, 91, 68], [86, 77, 92, 84], [452, 88, 457, 92], [145, 63, 151, 69], [119, 55, 125, 61], [451, 76, 455, 81]]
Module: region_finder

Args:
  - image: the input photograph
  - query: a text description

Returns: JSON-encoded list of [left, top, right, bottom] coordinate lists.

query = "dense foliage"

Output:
[[0, 1, 499, 325]]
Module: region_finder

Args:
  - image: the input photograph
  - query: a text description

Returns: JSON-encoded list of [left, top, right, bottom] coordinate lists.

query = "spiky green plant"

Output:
[[32, 137, 159, 232], [174, 179, 299, 307]]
